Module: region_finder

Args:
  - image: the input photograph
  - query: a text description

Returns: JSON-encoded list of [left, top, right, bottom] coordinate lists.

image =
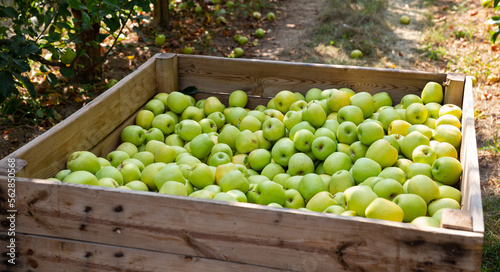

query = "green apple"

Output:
[[159, 180, 187, 196], [261, 162, 286, 180], [166, 91, 189, 114], [338, 87, 355, 98], [264, 109, 284, 122], [396, 108, 407, 121], [139, 162, 167, 190], [226, 107, 248, 127], [124, 180, 149, 191], [337, 105, 364, 125], [227, 189, 248, 202], [248, 149, 272, 171], [388, 119, 411, 136], [365, 198, 404, 222], [425, 102, 442, 119], [175, 119, 202, 142], [274, 90, 298, 114], [106, 150, 130, 168], [306, 191, 337, 212], [248, 175, 270, 185], [351, 157, 382, 184], [400, 131, 431, 159], [246, 110, 266, 124], [358, 121, 384, 145], [145, 127, 165, 143], [395, 158, 413, 174], [435, 114, 461, 130], [432, 124, 462, 149], [60, 48, 77, 64], [63, 170, 99, 186], [239, 115, 261, 132], [235, 130, 259, 154], [359, 176, 383, 188], [154, 164, 186, 190], [253, 130, 272, 150], [305, 87, 323, 102], [372, 178, 404, 200], [337, 143, 350, 156], [350, 92, 374, 118], [344, 185, 377, 217], [145, 99, 165, 116], [383, 135, 401, 153], [271, 138, 297, 167], [372, 92, 393, 112], [262, 117, 285, 141], [293, 129, 315, 152], [218, 124, 240, 150], [406, 162, 432, 179], [438, 104, 462, 119], [136, 110, 155, 129], [327, 89, 351, 112], [333, 192, 347, 208], [347, 141, 368, 163], [298, 173, 327, 202], [204, 184, 222, 195], [323, 152, 352, 175], [407, 124, 433, 139], [427, 198, 461, 216], [117, 162, 141, 185], [144, 139, 165, 154], [405, 103, 428, 125], [154, 93, 169, 110], [365, 139, 398, 168], [283, 110, 302, 132], [350, 49, 363, 59], [122, 158, 145, 172], [97, 177, 119, 188], [97, 157, 111, 168], [289, 121, 315, 140], [67, 151, 101, 174], [431, 157, 462, 186], [378, 167, 406, 185], [215, 163, 237, 184], [287, 153, 315, 176], [151, 114, 176, 135], [273, 173, 292, 187], [284, 189, 306, 209], [121, 125, 146, 146], [189, 189, 215, 199], [155, 34, 166, 46], [311, 136, 337, 161], [211, 143, 233, 158], [228, 90, 248, 108], [393, 193, 427, 222], [214, 191, 238, 202], [219, 169, 249, 193], [401, 94, 423, 109], [336, 121, 358, 145], [180, 106, 203, 122], [190, 133, 215, 159], [329, 169, 356, 194], [204, 96, 224, 116], [199, 118, 218, 133], [55, 169, 72, 181], [438, 185, 462, 203], [207, 112, 226, 130], [378, 107, 401, 131], [421, 81, 443, 104], [266, 11, 276, 21], [188, 163, 215, 189], [412, 145, 437, 165], [248, 180, 286, 206], [411, 216, 441, 228], [208, 152, 231, 167], [406, 174, 440, 204], [302, 102, 326, 128], [154, 144, 176, 164]]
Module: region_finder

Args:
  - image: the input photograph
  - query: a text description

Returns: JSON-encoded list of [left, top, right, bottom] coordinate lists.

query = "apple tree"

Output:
[[0, 0, 154, 106]]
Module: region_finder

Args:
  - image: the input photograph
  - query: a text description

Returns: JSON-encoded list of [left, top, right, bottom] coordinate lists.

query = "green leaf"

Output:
[[181, 86, 198, 95], [67, 0, 86, 10], [0, 7, 18, 18], [60, 67, 75, 78], [0, 71, 18, 102], [36, 109, 45, 118], [81, 12, 91, 25], [12, 72, 36, 98], [47, 73, 58, 86], [103, 0, 119, 8]]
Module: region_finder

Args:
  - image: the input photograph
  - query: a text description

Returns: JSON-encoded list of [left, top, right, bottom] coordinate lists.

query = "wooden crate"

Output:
[[0, 53, 483, 271]]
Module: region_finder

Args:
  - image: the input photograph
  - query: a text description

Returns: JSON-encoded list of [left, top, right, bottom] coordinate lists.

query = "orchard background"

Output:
[[0, 0, 499, 270]]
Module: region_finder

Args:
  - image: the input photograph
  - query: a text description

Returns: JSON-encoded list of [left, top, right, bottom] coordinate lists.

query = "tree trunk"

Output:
[[153, 0, 170, 29]]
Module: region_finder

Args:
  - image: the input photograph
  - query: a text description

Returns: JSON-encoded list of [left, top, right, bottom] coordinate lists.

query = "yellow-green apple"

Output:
[[229, 90, 248, 108], [246, 110, 266, 124], [144, 139, 165, 154], [124, 180, 149, 191], [232, 153, 250, 168], [365, 198, 404, 222], [213, 192, 238, 202], [136, 110, 155, 129], [438, 185, 462, 203], [378, 167, 406, 185], [421, 81, 443, 104], [264, 109, 285, 122], [365, 139, 398, 168], [190, 133, 215, 159], [329, 169, 356, 194], [435, 114, 461, 129], [227, 189, 248, 202], [106, 150, 130, 168], [261, 162, 286, 180], [425, 102, 442, 119], [393, 193, 427, 222], [262, 117, 285, 141], [337, 143, 350, 155], [302, 101, 326, 128], [321, 119, 340, 134], [400, 131, 431, 159], [432, 124, 462, 149], [298, 173, 327, 201], [407, 124, 433, 139], [306, 191, 337, 212], [314, 127, 337, 142], [395, 158, 413, 174], [320, 89, 333, 100], [288, 153, 315, 176], [372, 92, 393, 112], [327, 89, 351, 112], [411, 216, 441, 228], [215, 163, 237, 184], [271, 138, 297, 167], [145, 99, 165, 116], [199, 118, 218, 133], [254, 130, 273, 150], [188, 163, 215, 189], [359, 176, 383, 188], [348, 141, 368, 163], [401, 94, 423, 109], [145, 127, 165, 143], [322, 205, 345, 214], [405, 103, 428, 125], [151, 114, 176, 135], [378, 107, 401, 131], [273, 173, 292, 187], [406, 162, 432, 179], [123, 158, 145, 172], [274, 90, 297, 113], [337, 121, 358, 145], [117, 162, 141, 185], [311, 136, 337, 161], [350, 92, 374, 118], [248, 149, 272, 171], [427, 198, 460, 216], [207, 112, 226, 130], [247, 180, 286, 206], [154, 164, 186, 190], [266, 98, 277, 109], [248, 175, 270, 185], [323, 152, 352, 175], [288, 100, 307, 111], [67, 151, 101, 174], [337, 105, 364, 125], [341, 210, 357, 216], [175, 119, 202, 142], [204, 184, 222, 194], [350, 49, 363, 58], [333, 191, 347, 208], [180, 106, 203, 122], [383, 135, 400, 152], [351, 157, 382, 184], [431, 157, 462, 186], [159, 180, 187, 196], [97, 177, 119, 188], [388, 119, 411, 136], [293, 129, 315, 152], [283, 110, 302, 131], [226, 107, 247, 127], [154, 93, 169, 110], [140, 162, 167, 190], [283, 189, 305, 209], [406, 174, 440, 204], [154, 144, 176, 164], [155, 34, 166, 46], [97, 157, 111, 168], [396, 108, 407, 121], [358, 121, 384, 145], [63, 170, 99, 185], [208, 152, 231, 167], [289, 121, 315, 140], [218, 124, 240, 150], [203, 96, 224, 116], [166, 91, 189, 114], [176, 154, 201, 167], [235, 130, 259, 154], [254, 105, 267, 112], [55, 169, 72, 181], [189, 189, 216, 199], [372, 178, 404, 200], [412, 144, 437, 165], [438, 104, 462, 119], [219, 169, 249, 193], [344, 185, 377, 217], [431, 208, 450, 222], [305, 87, 323, 102], [121, 125, 146, 146], [164, 134, 183, 147]]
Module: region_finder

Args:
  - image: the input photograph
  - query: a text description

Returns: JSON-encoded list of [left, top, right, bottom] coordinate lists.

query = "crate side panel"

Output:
[[176, 55, 448, 104], [0, 178, 483, 271], [0, 233, 286, 272], [0, 57, 158, 179]]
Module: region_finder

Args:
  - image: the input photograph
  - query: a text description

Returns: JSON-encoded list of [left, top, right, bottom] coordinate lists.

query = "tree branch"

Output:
[[35, 55, 67, 68]]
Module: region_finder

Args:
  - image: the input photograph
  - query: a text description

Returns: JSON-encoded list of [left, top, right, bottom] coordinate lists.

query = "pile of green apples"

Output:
[[52, 82, 464, 228]]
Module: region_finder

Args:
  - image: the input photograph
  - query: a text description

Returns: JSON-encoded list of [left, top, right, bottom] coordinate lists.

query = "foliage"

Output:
[[0, 0, 153, 106], [490, 0, 500, 43]]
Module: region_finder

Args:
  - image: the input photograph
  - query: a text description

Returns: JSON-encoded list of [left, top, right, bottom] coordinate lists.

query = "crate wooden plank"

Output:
[[0, 233, 286, 272], [441, 209, 473, 231], [175, 54, 448, 104], [444, 73, 466, 106], [0, 178, 483, 271], [0, 56, 158, 179], [156, 53, 179, 94]]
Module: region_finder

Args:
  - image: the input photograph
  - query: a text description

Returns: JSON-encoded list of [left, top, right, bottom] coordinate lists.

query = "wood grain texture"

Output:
[[0, 178, 483, 271], [459, 76, 484, 233], [444, 73, 466, 106], [0, 233, 286, 272], [176, 54, 448, 105], [441, 209, 473, 231], [0, 56, 158, 179], [156, 53, 178, 94]]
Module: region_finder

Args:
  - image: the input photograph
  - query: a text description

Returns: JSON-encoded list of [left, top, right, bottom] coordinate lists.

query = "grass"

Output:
[[481, 191, 500, 271]]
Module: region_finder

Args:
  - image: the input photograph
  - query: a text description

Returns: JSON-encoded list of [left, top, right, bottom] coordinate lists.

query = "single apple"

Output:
[[365, 198, 404, 222], [136, 110, 155, 129], [337, 121, 358, 145], [311, 136, 337, 161], [151, 114, 176, 135], [372, 178, 404, 200], [400, 131, 431, 160], [274, 90, 298, 114], [358, 121, 385, 145], [350, 92, 374, 118], [372, 92, 393, 112], [393, 193, 427, 222], [298, 173, 328, 202], [350, 157, 382, 184], [365, 139, 398, 168], [219, 169, 250, 193], [166, 91, 189, 114], [63, 170, 99, 186], [344, 185, 377, 217], [306, 191, 337, 212], [323, 152, 352, 175], [155, 34, 166, 46], [406, 162, 432, 179], [406, 174, 440, 204], [67, 151, 101, 174], [284, 189, 306, 209], [261, 162, 286, 180], [188, 163, 216, 189], [262, 117, 285, 141], [329, 169, 356, 194], [271, 138, 297, 167], [378, 167, 406, 185], [337, 105, 364, 125], [431, 157, 463, 186]]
